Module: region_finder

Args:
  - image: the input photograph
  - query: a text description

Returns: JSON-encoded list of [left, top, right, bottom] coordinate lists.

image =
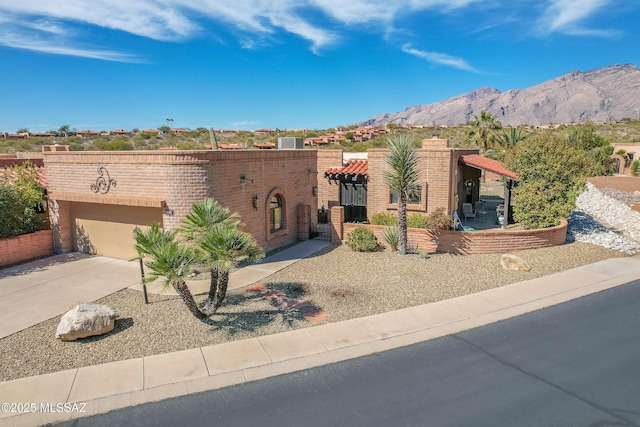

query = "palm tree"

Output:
[[179, 198, 264, 315], [486, 126, 528, 162], [466, 110, 502, 153], [134, 224, 207, 320], [196, 224, 264, 315], [385, 134, 420, 255]]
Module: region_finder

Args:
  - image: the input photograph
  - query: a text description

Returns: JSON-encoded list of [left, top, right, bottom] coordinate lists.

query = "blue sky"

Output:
[[1, 0, 639, 133]]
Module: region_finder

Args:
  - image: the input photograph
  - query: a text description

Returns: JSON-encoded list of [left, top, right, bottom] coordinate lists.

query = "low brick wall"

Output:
[[0, 230, 54, 267], [340, 220, 568, 255]]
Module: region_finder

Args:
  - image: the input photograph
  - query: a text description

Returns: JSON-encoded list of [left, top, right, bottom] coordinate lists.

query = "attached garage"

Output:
[[71, 202, 163, 259]]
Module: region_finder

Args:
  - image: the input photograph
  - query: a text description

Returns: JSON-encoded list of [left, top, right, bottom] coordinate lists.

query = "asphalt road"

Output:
[[59, 280, 640, 427]]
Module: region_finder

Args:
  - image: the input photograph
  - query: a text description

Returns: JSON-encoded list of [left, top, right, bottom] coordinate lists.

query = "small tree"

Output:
[[506, 134, 591, 228], [385, 134, 420, 255]]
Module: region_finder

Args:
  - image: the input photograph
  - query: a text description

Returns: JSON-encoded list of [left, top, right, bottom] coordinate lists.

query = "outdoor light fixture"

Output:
[[312, 186, 318, 196], [239, 175, 254, 191], [252, 195, 259, 210], [164, 208, 174, 216]]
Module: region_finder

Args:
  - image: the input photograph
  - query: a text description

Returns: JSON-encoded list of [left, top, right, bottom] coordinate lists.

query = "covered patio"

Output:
[[458, 155, 519, 231]]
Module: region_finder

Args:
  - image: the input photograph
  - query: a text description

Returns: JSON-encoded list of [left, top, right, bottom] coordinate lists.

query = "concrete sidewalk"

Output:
[[2, 251, 640, 426]]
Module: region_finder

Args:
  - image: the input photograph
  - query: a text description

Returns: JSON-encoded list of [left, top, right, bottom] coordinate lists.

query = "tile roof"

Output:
[[254, 143, 276, 149], [324, 159, 368, 180], [459, 154, 519, 180]]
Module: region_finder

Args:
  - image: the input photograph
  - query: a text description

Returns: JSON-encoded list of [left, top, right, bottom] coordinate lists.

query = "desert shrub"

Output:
[[381, 226, 399, 251], [346, 227, 378, 252], [370, 212, 397, 226], [407, 213, 428, 228], [0, 162, 47, 239], [631, 159, 640, 176], [423, 207, 454, 230]]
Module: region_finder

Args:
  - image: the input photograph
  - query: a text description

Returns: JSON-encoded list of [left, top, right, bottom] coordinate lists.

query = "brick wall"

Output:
[[367, 144, 480, 219], [340, 220, 568, 254], [44, 149, 318, 255], [317, 150, 343, 210], [0, 230, 54, 267]]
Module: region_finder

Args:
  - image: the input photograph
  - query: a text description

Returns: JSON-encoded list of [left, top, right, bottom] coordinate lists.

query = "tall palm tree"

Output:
[[385, 134, 420, 255], [179, 198, 264, 315], [134, 224, 207, 320], [466, 110, 502, 153]]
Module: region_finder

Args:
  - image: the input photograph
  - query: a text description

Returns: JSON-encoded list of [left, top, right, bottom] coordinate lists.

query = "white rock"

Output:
[[56, 304, 120, 341], [500, 254, 531, 272]]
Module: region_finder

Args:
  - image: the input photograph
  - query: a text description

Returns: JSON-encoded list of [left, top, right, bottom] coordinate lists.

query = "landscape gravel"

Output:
[[0, 176, 638, 383], [567, 182, 640, 253]]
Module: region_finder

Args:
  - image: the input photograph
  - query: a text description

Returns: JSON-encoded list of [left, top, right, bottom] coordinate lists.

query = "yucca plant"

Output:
[[381, 226, 399, 251]]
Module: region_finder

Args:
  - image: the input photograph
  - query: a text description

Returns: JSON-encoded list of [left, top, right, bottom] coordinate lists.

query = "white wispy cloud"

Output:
[[0, 0, 484, 61], [537, 0, 616, 36], [401, 44, 480, 73]]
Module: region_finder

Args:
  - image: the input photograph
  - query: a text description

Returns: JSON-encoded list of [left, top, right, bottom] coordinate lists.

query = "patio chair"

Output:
[[475, 201, 487, 218], [462, 203, 476, 221]]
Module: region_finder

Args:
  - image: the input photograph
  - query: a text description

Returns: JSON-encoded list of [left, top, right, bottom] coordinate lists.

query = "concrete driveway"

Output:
[[0, 254, 141, 338]]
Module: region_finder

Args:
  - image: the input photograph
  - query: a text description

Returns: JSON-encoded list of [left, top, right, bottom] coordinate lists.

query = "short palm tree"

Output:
[[385, 134, 420, 255], [196, 223, 264, 315], [466, 110, 502, 153], [179, 198, 264, 315], [134, 224, 207, 320]]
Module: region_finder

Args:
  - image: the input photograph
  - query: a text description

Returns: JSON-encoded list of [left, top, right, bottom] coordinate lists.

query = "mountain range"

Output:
[[357, 64, 640, 127]]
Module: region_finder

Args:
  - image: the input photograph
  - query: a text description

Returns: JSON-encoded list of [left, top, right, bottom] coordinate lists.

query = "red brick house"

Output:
[[44, 148, 318, 260]]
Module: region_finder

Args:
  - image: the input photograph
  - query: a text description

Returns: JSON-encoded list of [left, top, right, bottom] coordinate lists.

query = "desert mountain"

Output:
[[357, 64, 640, 127]]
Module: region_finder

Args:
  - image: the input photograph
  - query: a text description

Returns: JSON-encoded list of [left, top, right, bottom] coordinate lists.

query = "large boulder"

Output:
[[56, 304, 120, 341], [500, 254, 531, 272]]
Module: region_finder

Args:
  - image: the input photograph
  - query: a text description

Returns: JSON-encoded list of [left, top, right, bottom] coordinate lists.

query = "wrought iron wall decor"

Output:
[[90, 167, 117, 194]]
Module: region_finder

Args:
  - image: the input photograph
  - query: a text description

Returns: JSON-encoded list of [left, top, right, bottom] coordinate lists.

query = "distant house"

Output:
[[254, 128, 276, 135], [76, 130, 101, 137]]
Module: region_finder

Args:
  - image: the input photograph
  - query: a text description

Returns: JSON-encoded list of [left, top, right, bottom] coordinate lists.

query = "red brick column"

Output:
[[297, 204, 310, 241], [49, 199, 73, 253], [330, 206, 344, 243]]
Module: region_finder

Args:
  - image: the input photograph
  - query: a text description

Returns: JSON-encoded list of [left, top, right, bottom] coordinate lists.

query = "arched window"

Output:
[[270, 194, 283, 231]]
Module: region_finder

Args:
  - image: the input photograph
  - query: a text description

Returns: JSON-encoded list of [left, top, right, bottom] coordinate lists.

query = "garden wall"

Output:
[[337, 213, 567, 255], [0, 230, 54, 267]]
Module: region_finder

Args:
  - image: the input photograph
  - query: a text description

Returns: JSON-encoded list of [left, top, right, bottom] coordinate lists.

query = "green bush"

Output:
[[381, 226, 399, 251], [370, 212, 397, 226], [631, 159, 640, 176], [506, 133, 589, 228], [407, 213, 428, 229], [346, 227, 379, 252], [0, 162, 47, 239]]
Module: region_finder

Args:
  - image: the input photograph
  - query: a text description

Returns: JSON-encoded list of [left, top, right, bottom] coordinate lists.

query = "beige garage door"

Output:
[[72, 202, 163, 259]]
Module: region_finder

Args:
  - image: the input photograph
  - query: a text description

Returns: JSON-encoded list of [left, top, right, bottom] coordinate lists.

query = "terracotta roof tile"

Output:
[[459, 154, 518, 180], [324, 159, 368, 180]]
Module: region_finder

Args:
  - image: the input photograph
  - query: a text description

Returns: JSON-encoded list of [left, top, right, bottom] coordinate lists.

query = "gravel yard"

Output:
[[0, 175, 637, 383], [0, 241, 626, 382]]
